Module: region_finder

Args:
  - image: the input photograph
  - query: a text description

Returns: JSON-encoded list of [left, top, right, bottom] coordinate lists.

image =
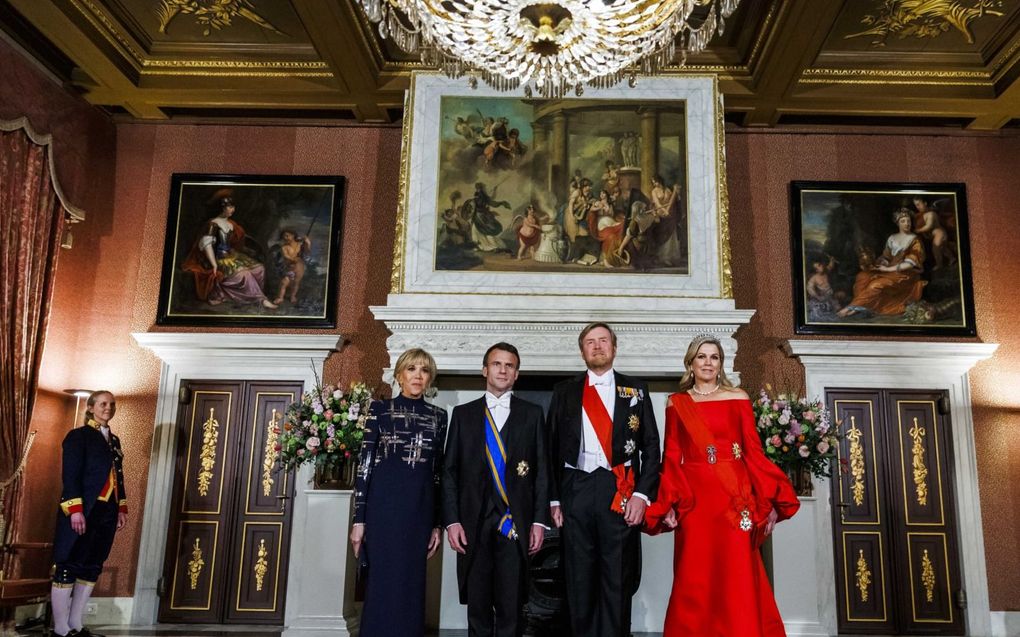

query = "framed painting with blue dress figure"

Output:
[[156, 173, 345, 327], [790, 181, 975, 336]]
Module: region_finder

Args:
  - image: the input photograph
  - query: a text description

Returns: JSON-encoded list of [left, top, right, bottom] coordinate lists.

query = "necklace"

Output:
[[691, 384, 720, 396]]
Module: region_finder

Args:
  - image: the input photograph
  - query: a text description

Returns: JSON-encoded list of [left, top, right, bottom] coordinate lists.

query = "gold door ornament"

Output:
[[187, 538, 204, 590], [856, 549, 872, 602], [921, 549, 936, 603], [847, 416, 866, 506], [254, 539, 269, 592], [198, 408, 219, 497], [909, 418, 929, 506], [262, 409, 280, 497]]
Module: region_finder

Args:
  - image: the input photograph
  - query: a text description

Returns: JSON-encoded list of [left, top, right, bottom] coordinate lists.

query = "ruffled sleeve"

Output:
[[737, 399, 800, 522], [643, 399, 694, 535]]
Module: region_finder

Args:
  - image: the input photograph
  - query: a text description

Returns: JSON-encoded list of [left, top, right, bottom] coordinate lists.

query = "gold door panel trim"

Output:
[[263, 409, 280, 497], [182, 391, 232, 515], [169, 520, 219, 611], [847, 416, 866, 506], [921, 549, 936, 603], [235, 521, 285, 612], [855, 549, 871, 603], [187, 537, 204, 590], [842, 531, 888, 622], [896, 401, 946, 526], [197, 408, 219, 497], [907, 532, 954, 624], [254, 539, 269, 592], [245, 392, 295, 516], [834, 401, 881, 526], [909, 417, 929, 506]]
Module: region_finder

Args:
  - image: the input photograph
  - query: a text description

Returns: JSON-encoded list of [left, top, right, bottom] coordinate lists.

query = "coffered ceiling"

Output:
[[3, 0, 1019, 129]]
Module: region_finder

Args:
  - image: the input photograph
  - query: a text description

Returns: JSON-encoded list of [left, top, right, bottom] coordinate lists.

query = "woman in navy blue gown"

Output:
[[351, 348, 447, 636]]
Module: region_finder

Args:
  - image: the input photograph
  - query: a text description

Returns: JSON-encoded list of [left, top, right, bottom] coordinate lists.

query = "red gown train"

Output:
[[645, 395, 800, 637]]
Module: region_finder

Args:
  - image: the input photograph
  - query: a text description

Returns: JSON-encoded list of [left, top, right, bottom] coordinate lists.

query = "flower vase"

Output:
[[788, 466, 814, 497], [313, 459, 357, 490]]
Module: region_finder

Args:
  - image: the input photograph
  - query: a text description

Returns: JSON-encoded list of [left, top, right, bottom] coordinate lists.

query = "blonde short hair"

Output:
[[394, 348, 438, 391]]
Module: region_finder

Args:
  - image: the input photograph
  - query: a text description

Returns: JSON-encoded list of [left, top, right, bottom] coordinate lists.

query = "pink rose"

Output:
[[803, 410, 816, 422], [297, 448, 305, 457], [324, 410, 334, 420], [798, 445, 810, 458], [771, 435, 782, 447], [817, 441, 830, 454], [306, 436, 321, 450]]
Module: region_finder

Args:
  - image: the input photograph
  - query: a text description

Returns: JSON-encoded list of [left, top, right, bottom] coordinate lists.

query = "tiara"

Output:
[[691, 332, 718, 341]]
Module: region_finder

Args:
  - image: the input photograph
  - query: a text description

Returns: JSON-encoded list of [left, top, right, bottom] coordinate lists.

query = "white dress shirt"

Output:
[[485, 390, 512, 431]]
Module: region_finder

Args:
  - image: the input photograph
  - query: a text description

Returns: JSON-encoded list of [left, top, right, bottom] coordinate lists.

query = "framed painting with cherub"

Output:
[[790, 181, 975, 336], [394, 73, 730, 299], [156, 173, 345, 328]]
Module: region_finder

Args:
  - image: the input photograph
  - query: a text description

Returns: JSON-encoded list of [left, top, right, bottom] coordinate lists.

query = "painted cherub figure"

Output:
[[273, 229, 311, 305]]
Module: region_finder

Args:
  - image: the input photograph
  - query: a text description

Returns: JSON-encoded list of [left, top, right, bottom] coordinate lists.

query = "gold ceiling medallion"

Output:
[[921, 549, 936, 602], [856, 549, 872, 602], [198, 408, 219, 497], [847, 416, 866, 506], [187, 538, 204, 590], [354, 0, 744, 97], [254, 539, 270, 592], [156, 0, 285, 37], [910, 417, 929, 506], [847, 0, 1006, 46], [262, 409, 280, 497]]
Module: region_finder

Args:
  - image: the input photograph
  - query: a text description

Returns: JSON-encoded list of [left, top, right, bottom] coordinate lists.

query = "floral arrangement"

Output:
[[753, 387, 839, 479], [278, 382, 373, 472]]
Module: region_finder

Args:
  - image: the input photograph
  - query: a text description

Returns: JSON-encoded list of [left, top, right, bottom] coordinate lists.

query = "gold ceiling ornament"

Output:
[[198, 407, 219, 497], [847, 0, 1006, 46], [187, 537, 205, 590], [156, 0, 285, 37], [354, 0, 743, 98]]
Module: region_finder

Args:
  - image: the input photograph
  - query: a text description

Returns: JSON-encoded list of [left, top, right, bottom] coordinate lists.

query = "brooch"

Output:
[[732, 442, 742, 459], [628, 414, 640, 431], [739, 509, 753, 532], [516, 460, 530, 477], [624, 439, 636, 456]]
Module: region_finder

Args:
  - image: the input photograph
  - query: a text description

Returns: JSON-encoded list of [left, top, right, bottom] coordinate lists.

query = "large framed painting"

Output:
[[791, 181, 975, 336], [391, 73, 730, 298], [156, 173, 345, 328]]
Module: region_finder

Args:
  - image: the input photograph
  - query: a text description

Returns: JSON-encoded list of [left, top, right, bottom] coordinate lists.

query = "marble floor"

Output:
[[24, 628, 665, 637]]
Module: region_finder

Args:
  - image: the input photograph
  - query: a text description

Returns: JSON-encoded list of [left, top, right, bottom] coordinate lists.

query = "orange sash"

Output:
[[670, 394, 756, 534], [583, 380, 634, 514]]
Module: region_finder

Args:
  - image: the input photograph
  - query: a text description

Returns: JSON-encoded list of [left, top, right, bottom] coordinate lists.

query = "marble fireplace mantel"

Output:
[[370, 293, 755, 377]]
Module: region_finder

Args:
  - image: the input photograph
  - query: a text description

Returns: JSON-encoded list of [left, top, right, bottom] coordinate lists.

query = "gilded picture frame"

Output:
[[791, 181, 976, 336], [391, 73, 731, 298]]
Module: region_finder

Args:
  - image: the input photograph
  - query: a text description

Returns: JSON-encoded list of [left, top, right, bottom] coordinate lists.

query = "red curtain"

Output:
[[0, 122, 67, 557]]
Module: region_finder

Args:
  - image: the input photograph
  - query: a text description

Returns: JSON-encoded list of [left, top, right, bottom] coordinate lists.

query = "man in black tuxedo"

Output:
[[442, 342, 550, 637], [547, 322, 660, 637]]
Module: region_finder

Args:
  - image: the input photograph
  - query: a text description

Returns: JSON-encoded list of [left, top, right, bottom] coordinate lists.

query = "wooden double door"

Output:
[[159, 380, 301, 624], [828, 389, 964, 635]]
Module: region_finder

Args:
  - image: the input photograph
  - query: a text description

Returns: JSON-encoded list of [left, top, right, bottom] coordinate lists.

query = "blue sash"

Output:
[[484, 407, 516, 540]]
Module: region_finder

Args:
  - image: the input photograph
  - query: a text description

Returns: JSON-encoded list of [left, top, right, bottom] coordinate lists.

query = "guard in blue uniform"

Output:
[[51, 390, 127, 637]]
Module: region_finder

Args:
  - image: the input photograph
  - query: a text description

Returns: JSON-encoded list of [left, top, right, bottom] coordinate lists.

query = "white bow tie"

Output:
[[589, 375, 612, 386], [487, 395, 511, 410]]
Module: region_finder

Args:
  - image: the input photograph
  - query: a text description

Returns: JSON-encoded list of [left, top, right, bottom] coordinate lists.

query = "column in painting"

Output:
[[551, 111, 568, 202], [532, 121, 549, 192], [639, 109, 659, 195]]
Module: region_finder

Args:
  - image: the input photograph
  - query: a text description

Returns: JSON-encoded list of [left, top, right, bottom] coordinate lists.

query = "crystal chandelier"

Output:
[[356, 1, 742, 97]]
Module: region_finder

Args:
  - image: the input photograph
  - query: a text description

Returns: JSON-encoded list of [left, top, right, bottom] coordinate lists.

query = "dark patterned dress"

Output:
[[353, 394, 448, 637]]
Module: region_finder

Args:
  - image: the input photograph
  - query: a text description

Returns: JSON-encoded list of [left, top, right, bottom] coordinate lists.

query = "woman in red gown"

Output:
[[645, 335, 800, 637]]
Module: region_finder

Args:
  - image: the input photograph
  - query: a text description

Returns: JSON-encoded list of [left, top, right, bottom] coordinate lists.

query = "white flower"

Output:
[[306, 436, 321, 450], [798, 445, 810, 458], [778, 414, 790, 425], [624, 439, 636, 456], [333, 389, 343, 400], [817, 441, 830, 454]]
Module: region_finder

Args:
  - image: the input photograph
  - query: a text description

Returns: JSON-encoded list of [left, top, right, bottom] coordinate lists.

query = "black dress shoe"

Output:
[[50, 630, 78, 637], [78, 629, 105, 637]]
